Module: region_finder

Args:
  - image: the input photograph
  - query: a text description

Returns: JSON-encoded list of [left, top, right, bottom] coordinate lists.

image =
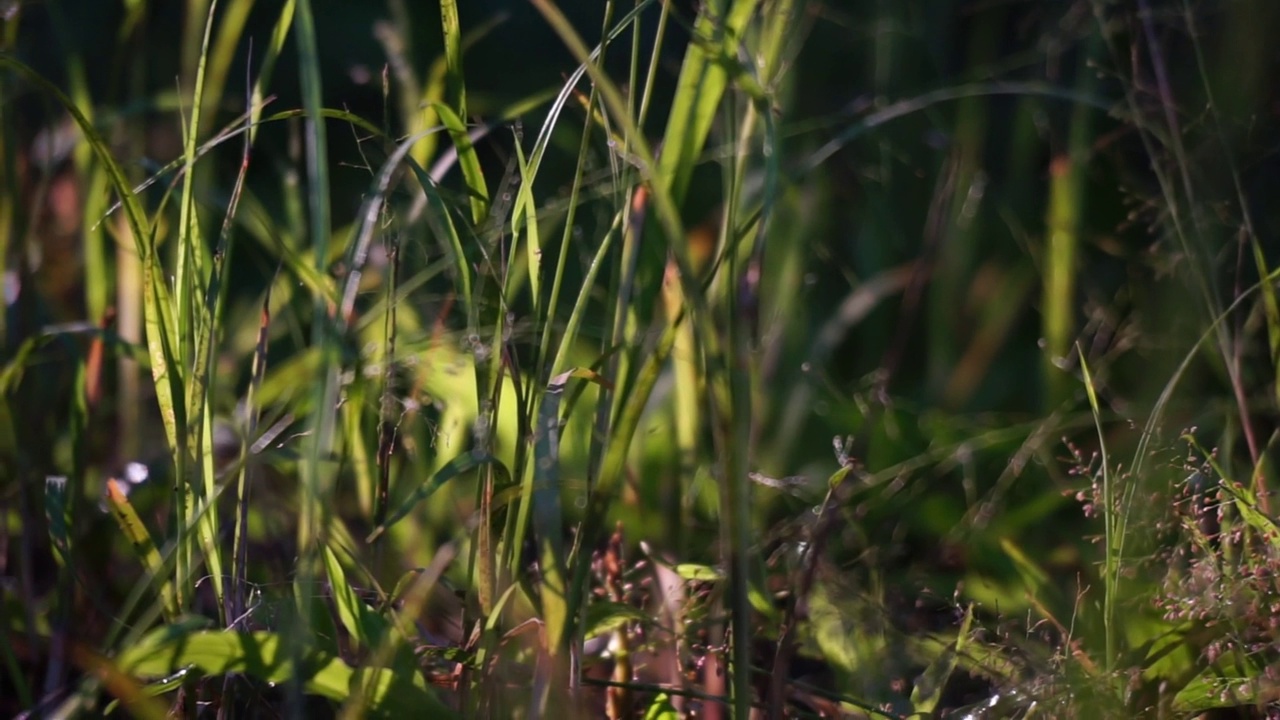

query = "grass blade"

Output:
[[103, 480, 179, 621]]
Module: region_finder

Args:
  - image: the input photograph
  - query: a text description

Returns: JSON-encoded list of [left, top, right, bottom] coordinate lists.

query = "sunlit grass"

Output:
[[4, 0, 1280, 718]]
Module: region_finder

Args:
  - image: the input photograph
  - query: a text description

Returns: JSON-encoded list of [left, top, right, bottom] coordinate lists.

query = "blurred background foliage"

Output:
[[4, 0, 1280, 716]]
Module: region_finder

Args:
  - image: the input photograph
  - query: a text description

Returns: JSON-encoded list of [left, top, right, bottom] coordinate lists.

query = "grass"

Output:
[[3, 0, 1280, 717]]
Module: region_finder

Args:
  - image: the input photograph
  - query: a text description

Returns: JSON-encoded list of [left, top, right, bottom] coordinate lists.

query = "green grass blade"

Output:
[[653, 0, 760, 205], [322, 544, 389, 652], [231, 283, 271, 627], [0, 55, 185, 464], [293, 0, 336, 565], [439, 0, 466, 117], [248, 0, 296, 146], [103, 480, 179, 621], [430, 102, 489, 225], [366, 451, 494, 542], [1077, 346, 1115, 672]]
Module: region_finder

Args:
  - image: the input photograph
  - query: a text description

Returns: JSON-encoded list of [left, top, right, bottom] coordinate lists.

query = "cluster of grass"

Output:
[[2, 0, 1280, 717]]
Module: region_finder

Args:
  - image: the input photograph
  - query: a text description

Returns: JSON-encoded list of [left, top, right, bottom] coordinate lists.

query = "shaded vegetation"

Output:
[[3, 0, 1280, 717]]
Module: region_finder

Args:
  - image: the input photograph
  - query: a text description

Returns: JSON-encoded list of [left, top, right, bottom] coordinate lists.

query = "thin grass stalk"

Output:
[[247, 0, 295, 147], [290, 0, 336, 715], [374, 237, 399, 532], [1076, 349, 1115, 672], [1183, 0, 1280, 484], [182, 0, 214, 89], [1089, 3, 1245, 629], [569, 109, 648, 665], [535, 88, 598, 382], [532, 10, 764, 708], [214, 68, 253, 636], [0, 61, 188, 626], [205, 0, 257, 129], [519, 142, 598, 578], [293, 0, 334, 548], [172, 0, 224, 618], [716, 96, 755, 720]]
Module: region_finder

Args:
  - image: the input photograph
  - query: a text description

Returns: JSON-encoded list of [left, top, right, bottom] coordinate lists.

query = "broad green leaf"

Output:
[[323, 544, 389, 651], [643, 693, 679, 720], [675, 563, 723, 582]]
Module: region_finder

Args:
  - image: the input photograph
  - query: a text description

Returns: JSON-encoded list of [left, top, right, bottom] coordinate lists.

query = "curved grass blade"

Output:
[[652, 0, 760, 205], [1077, 346, 1115, 671], [322, 544, 390, 652], [365, 450, 495, 542], [0, 55, 185, 465], [431, 102, 489, 225], [403, 155, 473, 326], [103, 480, 179, 621], [910, 604, 974, 714], [338, 128, 442, 324]]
